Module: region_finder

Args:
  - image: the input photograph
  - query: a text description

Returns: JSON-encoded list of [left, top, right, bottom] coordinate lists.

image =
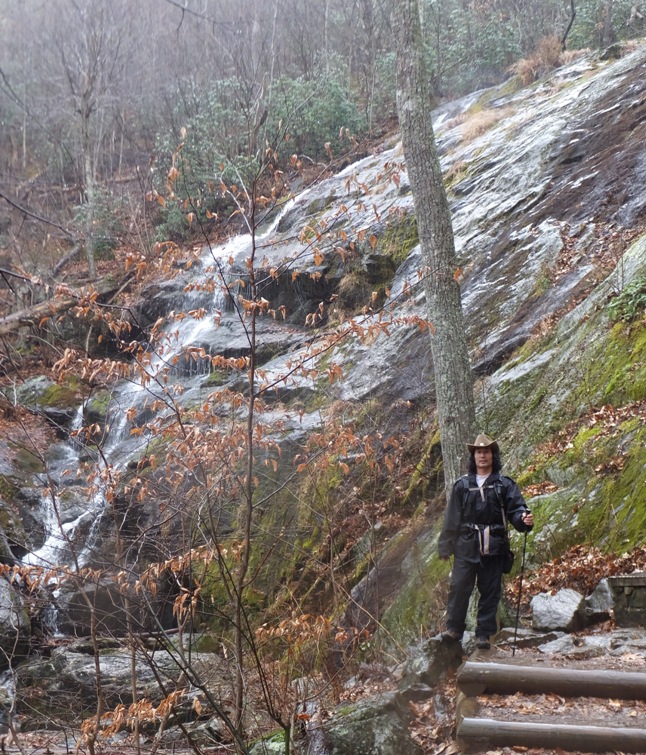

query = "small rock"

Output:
[[585, 578, 614, 621], [531, 588, 585, 632]]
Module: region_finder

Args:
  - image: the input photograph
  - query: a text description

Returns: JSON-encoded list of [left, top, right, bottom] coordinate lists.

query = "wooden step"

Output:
[[458, 717, 646, 753], [456, 659, 646, 753], [457, 660, 646, 699]]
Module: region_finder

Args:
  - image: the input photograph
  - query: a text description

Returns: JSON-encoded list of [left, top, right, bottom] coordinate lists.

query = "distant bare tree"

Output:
[[52, 0, 128, 278]]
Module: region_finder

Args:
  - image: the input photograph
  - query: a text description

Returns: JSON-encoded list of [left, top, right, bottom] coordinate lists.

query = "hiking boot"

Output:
[[440, 629, 462, 642], [475, 636, 491, 649]]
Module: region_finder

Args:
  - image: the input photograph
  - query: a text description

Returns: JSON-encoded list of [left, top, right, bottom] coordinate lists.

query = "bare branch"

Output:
[[0, 189, 76, 239]]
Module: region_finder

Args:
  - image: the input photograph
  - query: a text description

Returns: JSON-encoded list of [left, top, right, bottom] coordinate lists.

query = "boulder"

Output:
[[249, 733, 288, 754], [496, 627, 563, 648], [16, 642, 186, 727], [608, 573, 646, 627], [321, 691, 423, 755], [398, 636, 462, 692], [585, 578, 614, 622], [56, 576, 176, 637], [531, 588, 585, 632]]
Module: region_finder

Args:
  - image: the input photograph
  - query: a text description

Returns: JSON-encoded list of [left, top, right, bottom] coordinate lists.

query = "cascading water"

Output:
[[22, 196, 302, 575]]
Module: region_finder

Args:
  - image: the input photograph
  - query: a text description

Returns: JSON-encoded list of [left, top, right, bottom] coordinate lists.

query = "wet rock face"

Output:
[[4, 47, 646, 646], [530, 66, 646, 228]]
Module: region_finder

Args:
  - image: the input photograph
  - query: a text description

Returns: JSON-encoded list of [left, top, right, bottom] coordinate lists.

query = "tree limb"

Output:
[[0, 190, 76, 239], [0, 278, 125, 337], [562, 0, 577, 50]]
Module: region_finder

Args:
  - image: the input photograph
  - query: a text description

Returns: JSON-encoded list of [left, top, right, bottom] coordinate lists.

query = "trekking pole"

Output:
[[512, 530, 528, 657]]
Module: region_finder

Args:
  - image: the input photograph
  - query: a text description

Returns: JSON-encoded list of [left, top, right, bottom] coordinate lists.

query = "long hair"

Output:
[[468, 448, 502, 475]]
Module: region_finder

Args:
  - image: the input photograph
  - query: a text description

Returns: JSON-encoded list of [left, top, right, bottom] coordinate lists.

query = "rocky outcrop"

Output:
[[16, 641, 186, 727], [320, 691, 423, 755], [56, 576, 177, 637], [0, 44, 645, 713]]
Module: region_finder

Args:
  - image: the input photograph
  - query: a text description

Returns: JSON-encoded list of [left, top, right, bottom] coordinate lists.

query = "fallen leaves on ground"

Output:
[[506, 544, 646, 608], [540, 401, 646, 458]]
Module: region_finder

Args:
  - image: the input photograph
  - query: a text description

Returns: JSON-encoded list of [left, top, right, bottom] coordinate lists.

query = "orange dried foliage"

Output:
[[507, 544, 646, 608]]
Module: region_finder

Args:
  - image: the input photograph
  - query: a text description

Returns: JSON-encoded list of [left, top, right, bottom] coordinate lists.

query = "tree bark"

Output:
[[599, 0, 617, 47], [392, 0, 475, 492], [81, 96, 97, 279], [0, 278, 123, 337]]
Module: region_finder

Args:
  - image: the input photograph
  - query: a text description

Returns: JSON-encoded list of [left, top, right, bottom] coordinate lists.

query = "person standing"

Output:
[[438, 434, 533, 649]]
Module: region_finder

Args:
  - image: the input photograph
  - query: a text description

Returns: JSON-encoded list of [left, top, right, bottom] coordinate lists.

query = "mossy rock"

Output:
[[249, 729, 287, 754], [40, 376, 83, 408], [377, 213, 419, 269], [322, 691, 423, 755], [84, 388, 113, 425]]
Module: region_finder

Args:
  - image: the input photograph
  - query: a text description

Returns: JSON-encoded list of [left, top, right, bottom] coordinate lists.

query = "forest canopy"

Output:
[[0, 0, 644, 276]]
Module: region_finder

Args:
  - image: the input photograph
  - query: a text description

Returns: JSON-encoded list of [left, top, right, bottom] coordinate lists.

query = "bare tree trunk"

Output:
[[562, 0, 577, 50], [599, 0, 617, 46], [81, 98, 97, 279], [392, 0, 475, 493]]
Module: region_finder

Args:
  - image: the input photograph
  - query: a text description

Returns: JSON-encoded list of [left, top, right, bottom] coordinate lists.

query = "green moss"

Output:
[[84, 389, 112, 425], [466, 77, 523, 113], [606, 277, 646, 322], [306, 195, 335, 216], [402, 428, 441, 510], [527, 385, 548, 412], [571, 321, 646, 408], [377, 213, 419, 268], [379, 529, 450, 645], [593, 426, 646, 551], [532, 269, 551, 297], [39, 376, 82, 408], [192, 633, 220, 653], [525, 489, 585, 564], [203, 369, 228, 387]]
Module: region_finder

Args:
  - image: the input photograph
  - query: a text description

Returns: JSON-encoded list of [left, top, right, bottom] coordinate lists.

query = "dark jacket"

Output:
[[438, 472, 531, 562]]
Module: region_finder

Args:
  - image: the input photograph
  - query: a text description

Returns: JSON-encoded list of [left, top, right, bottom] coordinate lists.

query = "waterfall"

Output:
[[22, 193, 303, 573]]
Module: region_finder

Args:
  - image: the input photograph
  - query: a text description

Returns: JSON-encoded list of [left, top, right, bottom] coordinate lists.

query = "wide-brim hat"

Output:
[[467, 434, 499, 453]]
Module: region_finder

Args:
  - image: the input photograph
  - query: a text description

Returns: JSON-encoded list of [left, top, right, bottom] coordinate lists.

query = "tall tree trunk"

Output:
[[392, 0, 475, 493], [81, 96, 97, 279], [599, 0, 616, 47]]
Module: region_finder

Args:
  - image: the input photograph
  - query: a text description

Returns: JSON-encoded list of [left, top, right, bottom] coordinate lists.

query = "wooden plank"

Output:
[[458, 661, 646, 699], [458, 717, 646, 753]]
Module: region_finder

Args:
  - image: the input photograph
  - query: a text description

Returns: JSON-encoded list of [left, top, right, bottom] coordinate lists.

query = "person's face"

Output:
[[475, 447, 493, 474]]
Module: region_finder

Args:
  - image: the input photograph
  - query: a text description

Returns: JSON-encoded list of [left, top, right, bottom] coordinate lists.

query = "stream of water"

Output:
[[23, 198, 300, 573]]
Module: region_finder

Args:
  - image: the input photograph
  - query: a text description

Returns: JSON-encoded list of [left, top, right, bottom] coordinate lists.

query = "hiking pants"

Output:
[[446, 554, 505, 638]]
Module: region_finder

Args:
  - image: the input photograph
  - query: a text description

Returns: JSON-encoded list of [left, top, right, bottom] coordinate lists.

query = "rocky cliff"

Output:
[[0, 40, 644, 656]]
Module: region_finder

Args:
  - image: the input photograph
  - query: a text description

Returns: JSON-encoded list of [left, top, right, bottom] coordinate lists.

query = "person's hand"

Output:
[[522, 511, 534, 526]]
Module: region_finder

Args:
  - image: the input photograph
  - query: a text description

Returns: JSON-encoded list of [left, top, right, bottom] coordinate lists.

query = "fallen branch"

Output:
[[0, 278, 128, 338], [51, 244, 82, 277]]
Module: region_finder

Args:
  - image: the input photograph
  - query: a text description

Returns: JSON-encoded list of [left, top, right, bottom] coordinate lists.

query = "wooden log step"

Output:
[[458, 717, 646, 753], [457, 661, 646, 699]]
